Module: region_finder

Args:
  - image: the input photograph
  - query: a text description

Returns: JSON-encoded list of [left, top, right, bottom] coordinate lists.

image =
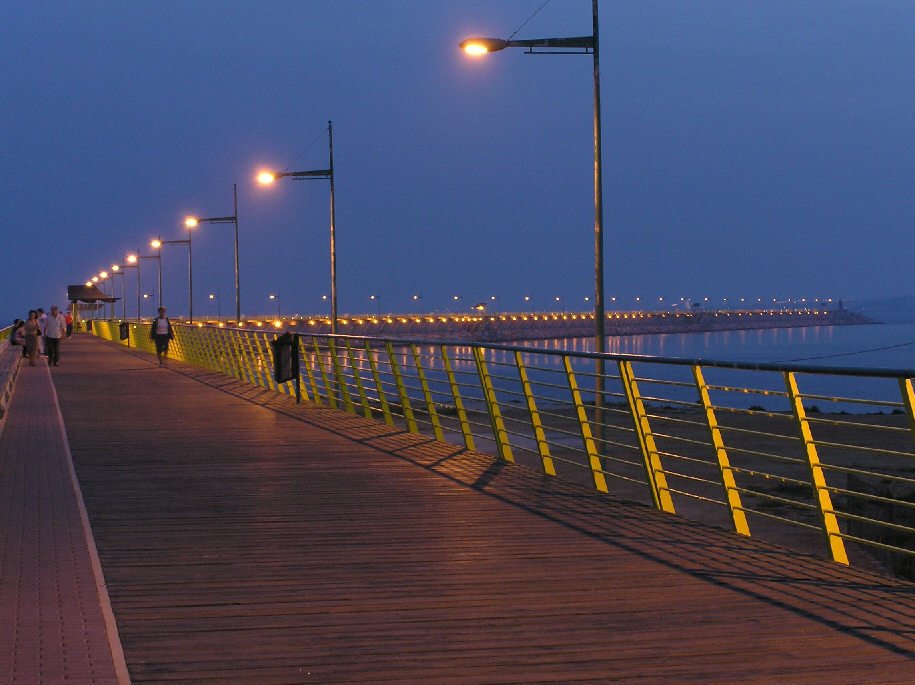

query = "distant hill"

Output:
[[847, 296, 915, 324]]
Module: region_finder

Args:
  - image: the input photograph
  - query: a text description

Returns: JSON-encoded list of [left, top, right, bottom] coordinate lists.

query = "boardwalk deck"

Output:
[[46, 335, 915, 683]]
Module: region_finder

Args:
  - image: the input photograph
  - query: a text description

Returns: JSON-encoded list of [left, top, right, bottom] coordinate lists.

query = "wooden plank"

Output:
[[48, 336, 915, 684]]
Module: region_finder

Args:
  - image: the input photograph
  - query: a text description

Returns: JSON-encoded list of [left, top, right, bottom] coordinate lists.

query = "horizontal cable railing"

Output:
[[88, 320, 915, 577]]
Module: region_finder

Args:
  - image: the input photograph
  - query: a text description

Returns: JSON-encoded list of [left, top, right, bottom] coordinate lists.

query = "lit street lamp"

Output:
[[209, 292, 221, 321], [269, 293, 280, 317], [461, 0, 608, 421], [369, 294, 380, 316], [110, 264, 127, 319], [185, 184, 241, 322], [258, 121, 337, 333], [152, 232, 193, 322]]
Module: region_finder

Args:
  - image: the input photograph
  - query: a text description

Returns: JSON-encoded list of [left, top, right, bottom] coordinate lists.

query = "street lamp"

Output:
[[152, 232, 193, 322], [369, 294, 380, 316], [257, 121, 337, 333], [122, 255, 140, 321], [111, 264, 127, 319], [461, 0, 607, 420], [268, 293, 280, 317], [209, 292, 221, 321], [185, 184, 241, 322]]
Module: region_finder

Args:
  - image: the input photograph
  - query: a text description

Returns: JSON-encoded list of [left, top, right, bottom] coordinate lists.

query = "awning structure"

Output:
[[67, 285, 119, 303]]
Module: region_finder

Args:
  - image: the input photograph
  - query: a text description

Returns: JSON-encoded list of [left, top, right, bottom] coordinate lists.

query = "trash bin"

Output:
[[270, 332, 299, 383], [119, 321, 130, 341]]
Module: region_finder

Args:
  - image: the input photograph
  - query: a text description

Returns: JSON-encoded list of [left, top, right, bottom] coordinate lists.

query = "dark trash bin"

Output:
[[119, 321, 130, 341]]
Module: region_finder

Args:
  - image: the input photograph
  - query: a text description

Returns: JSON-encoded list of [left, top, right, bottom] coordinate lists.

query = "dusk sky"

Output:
[[2, 1, 913, 322]]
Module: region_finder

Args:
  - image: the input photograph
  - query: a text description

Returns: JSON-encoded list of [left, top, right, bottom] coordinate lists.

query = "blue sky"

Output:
[[2, 1, 913, 321]]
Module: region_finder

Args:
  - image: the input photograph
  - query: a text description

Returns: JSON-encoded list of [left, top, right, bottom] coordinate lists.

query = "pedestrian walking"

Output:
[[37, 308, 46, 356], [149, 306, 173, 367], [64, 310, 73, 338], [23, 310, 41, 366], [43, 305, 66, 366]]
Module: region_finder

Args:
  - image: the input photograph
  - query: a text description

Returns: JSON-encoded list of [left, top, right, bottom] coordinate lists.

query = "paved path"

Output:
[[28, 336, 915, 682], [0, 358, 128, 684]]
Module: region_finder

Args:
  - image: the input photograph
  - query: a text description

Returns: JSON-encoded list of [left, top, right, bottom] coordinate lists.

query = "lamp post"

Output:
[[152, 233, 193, 322], [257, 120, 337, 333], [461, 0, 607, 422], [209, 292, 221, 321], [185, 184, 241, 322], [369, 294, 380, 316], [269, 293, 280, 317], [133, 251, 161, 319], [110, 264, 127, 319], [122, 255, 140, 321]]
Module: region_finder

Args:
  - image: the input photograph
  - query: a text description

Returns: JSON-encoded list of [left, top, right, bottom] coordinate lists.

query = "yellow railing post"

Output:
[[328, 339, 355, 414], [899, 378, 915, 446], [313, 339, 337, 409], [618, 360, 675, 513], [386, 341, 418, 433], [473, 346, 514, 464], [345, 339, 372, 419], [440, 345, 475, 451], [516, 351, 555, 476], [411, 344, 444, 441], [364, 341, 393, 426], [563, 356, 606, 492], [300, 337, 322, 405], [693, 365, 750, 535], [784, 371, 849, 565]]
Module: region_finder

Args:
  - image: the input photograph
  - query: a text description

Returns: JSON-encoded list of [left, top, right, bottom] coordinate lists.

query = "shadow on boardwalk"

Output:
[[51, 336, 915, 684]]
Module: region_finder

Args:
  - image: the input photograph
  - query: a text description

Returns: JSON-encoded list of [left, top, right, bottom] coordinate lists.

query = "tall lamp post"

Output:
[[268, 293, 281, 317], [122, 255, 140, 321], [152, 234, 193, 322], [131, 251, 162, 320], [460, 0, 607, 423], [209, 292, 221, 321], [257, 120, 337, 333], [110, 264, 127, 319], [185, 184, 241, 323]]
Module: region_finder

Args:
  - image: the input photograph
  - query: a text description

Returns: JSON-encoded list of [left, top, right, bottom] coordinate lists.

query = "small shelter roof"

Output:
[[67, 285, 119, 303]]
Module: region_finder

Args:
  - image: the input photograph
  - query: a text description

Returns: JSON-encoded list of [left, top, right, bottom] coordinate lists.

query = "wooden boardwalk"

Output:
[[45, 336, 915, 683]]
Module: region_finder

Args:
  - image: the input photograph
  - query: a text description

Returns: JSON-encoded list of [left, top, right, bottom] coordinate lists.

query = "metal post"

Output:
[[135, 255, 141, 321], [592, 0, 606, 437], [156, 245, 162, 310], [188, 231, 193, 323], [233, 183, 241, 323], [328, 120, 337, 335]]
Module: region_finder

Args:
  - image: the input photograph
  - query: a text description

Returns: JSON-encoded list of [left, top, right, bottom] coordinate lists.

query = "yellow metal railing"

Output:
[[89, 321, 915, 576]]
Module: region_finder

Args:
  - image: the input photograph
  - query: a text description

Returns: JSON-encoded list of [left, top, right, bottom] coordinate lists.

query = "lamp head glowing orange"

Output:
[[111, 264, 119, 271], [150, 239, 162, 249], [91, 276, 99, 283], [257, 171, 277, 185], [185, 216, 199, 228], [99, 271, 109, 279], [459, 37, 509, 56], [126, 254, 137, 264]]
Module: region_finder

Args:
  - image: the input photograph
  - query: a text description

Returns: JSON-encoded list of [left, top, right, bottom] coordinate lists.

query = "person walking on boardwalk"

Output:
[[64, 310, 73, 338], [43, 305, 66, 366], [23, 310, 41, 366], [150, 306, 173, 367], [36, 307, 46, 356]]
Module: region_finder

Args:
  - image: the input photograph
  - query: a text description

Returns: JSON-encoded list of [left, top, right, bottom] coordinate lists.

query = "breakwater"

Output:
[[240, 308, 872, 342]]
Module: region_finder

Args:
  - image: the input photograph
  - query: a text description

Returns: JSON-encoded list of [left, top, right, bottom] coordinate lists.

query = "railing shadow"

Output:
[[146, 350, 915, 661]]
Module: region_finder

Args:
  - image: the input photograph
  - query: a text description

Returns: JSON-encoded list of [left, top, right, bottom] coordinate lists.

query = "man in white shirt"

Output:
[[43, 305, 67, 366]]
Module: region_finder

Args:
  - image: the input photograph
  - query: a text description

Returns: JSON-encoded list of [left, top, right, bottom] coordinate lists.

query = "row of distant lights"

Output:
[[220, 308, 826, 331]]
